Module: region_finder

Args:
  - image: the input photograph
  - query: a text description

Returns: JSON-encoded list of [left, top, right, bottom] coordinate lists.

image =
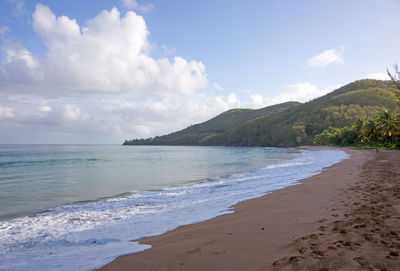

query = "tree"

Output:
[[375, 109, 400, 143], [359, 119, 377, 145], [387, 64, 400, 91], [388, 64, 400, 112]]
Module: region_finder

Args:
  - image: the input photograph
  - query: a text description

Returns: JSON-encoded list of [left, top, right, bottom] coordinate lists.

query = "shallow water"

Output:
[[0, 145, 348, 270]]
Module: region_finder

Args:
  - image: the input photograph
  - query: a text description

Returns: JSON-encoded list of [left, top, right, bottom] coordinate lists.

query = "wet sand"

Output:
[[98, 148, 400, 271]]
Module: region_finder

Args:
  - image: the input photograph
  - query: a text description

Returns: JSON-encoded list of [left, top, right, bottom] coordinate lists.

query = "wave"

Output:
[[0, 158, 104, 168]]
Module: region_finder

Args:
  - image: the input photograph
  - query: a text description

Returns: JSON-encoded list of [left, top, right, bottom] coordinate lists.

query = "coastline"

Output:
[[98, 147, 400, 270], [0, 146, 346, 271]]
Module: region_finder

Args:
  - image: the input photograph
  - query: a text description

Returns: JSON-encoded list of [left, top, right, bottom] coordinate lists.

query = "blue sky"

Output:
[[0, 0, 399, 143]]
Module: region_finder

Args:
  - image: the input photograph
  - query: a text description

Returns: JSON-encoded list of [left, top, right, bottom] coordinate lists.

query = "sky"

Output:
[[0, 0, 399, 144]]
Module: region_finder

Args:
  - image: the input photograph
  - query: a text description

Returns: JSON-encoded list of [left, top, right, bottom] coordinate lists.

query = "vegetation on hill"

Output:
[[200, 80, 399, 146], [314, 66, 400, 149], [314, 109, 400, 148], [123, 79, 400, 147], [123, 102, 300, 145]]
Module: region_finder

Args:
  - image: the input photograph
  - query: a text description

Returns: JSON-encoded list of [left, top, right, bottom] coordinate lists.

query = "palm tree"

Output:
[[375, 110, 400, 143], [352, 118, 363, 134], [361, 119, 377, 144]]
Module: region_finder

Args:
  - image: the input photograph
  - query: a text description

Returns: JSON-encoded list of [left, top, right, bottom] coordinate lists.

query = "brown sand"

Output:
[[98, 148, 400, 271]]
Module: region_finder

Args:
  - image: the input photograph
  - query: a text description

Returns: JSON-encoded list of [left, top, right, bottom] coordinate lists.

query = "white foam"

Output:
[[0, 149, 348, 271]]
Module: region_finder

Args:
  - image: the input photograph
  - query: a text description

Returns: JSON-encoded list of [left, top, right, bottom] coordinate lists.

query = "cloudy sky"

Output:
[[0, 0, 399, 144]]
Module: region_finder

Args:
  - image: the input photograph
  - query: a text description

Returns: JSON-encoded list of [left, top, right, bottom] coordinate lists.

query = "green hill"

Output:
[[124, 79, 399, 147], [124, 101, 300, 145]]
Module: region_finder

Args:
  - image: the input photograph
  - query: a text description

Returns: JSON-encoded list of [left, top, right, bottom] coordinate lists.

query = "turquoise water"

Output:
[[0, 145, 300, 220], [0, 145, 348, 271]]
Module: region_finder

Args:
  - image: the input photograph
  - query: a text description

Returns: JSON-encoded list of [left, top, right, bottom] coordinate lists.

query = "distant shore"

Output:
[[98, 147, 400, 270]]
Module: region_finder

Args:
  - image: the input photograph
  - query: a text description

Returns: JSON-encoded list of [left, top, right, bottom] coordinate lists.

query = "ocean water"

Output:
[[0, 145, 348, 270]]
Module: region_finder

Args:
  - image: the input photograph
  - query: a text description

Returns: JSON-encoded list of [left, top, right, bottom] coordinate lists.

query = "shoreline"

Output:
[[99, 147, 400, 270], [0, 146, 346, 271]]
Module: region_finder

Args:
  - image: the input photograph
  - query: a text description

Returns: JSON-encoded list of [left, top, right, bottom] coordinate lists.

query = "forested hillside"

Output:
[[123, 102, 300, 145], [124, 79, 400, 147]]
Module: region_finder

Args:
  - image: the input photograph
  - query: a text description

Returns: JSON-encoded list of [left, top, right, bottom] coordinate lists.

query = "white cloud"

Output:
[[276, 82, 320, 102], [307, 47, 344, 67], [366, 72, 390, 80], [121, 0, 154, 12], [1, 42, 42, 84], [4, 44, 39, 69], [0, 5, 227, 143], [245, 83, 341, 109], [249, 94, 265, 107], [63, 104, 85, 121], [212, 82, 224, 91], [0, 106, 15, 119], [39, 105, 52, 113], [0, 4, 207, 96], [0, 93, 241, 142]]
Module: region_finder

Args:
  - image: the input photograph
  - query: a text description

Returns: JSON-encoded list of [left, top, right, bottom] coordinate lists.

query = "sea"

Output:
[[0, 144, 348, 270]]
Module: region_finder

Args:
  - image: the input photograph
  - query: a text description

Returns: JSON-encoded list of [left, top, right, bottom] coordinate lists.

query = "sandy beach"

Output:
[[98, 148, 400, 271]]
